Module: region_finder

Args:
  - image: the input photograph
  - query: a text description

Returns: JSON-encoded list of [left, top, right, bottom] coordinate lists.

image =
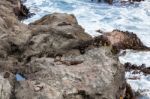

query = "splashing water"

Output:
[[23, 0, 150, 98]]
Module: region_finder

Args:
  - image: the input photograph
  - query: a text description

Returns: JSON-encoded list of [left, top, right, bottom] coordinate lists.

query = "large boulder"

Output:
[[0, 0, 32, 73], [23, 13, 92, 60], [30, 13, 78, 25], [15, 47, 125, 99], [30, 13, 91, 41]]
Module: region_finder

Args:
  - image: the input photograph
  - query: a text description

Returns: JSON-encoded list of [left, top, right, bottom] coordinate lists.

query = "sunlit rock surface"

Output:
[[16, 47, 125, 99]]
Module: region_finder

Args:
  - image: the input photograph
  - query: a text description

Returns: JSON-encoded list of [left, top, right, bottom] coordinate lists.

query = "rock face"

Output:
[[15, 13, 125, 99], [0, 0, 127, 99], [0, 72, 15, 99], [23, 13, 92, 60], [16, 47, 125, 99], [0, 0, 31, 73], [0, 75, 12, 99], [30, 13, 91, 41]]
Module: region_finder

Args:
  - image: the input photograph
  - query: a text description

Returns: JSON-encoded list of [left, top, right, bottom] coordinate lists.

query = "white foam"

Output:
[[119, 50, 150, 67], [126, 71, 150, 97], [23, 0, 150, 45], [120, 50, 150, 97]]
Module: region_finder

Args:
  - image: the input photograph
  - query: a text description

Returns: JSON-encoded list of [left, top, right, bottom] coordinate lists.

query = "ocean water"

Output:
[[23, 0, 150, 98]]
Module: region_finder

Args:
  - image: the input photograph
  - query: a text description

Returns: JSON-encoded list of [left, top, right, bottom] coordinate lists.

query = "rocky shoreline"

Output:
[[0, 0, 149, 99]]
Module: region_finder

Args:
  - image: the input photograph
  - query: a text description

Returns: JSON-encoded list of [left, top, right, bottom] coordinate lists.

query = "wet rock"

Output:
[[92, 0, 143, 4], [120, 0, 144, 4], [96, 29, 104, 34], [124, 83, 135, 99], [91, 0, 113, 4], [124, 62, 150, 75], [106, 0, 113, 4], [98, 29, 150, 54], [136, 0, 144, 1]]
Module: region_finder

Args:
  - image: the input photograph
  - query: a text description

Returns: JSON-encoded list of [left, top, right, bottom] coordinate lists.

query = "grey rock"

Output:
[[16, 47, 125, 99], [0, 73, 15, 99]]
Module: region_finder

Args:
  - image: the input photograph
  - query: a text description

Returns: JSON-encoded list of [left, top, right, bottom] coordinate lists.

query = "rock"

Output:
[[30, 13, 78, 25], [124, 62, 150, 75], [15, 47, 126, 99], [30, 13, 91, 41], [136, 0, 144, 1], [98, 29, 150, 54], [23, 13, 92, 60], [0, 76, 12, 99], [92, 0, 144, 4], [96, 29, 104, 34], [0, 0, 127, 99], [5, 0, 32, 20], [6, 0, 18, 4], [121, 0, 144, 4], [106, 0, 113, 4], [91, 0, 113, 4], [124, 83, 135, 99], [13, 0, 32, 20], [0, 73, 15, 99], [15, 80, 60, 99], [0, 0, 31, 73]]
